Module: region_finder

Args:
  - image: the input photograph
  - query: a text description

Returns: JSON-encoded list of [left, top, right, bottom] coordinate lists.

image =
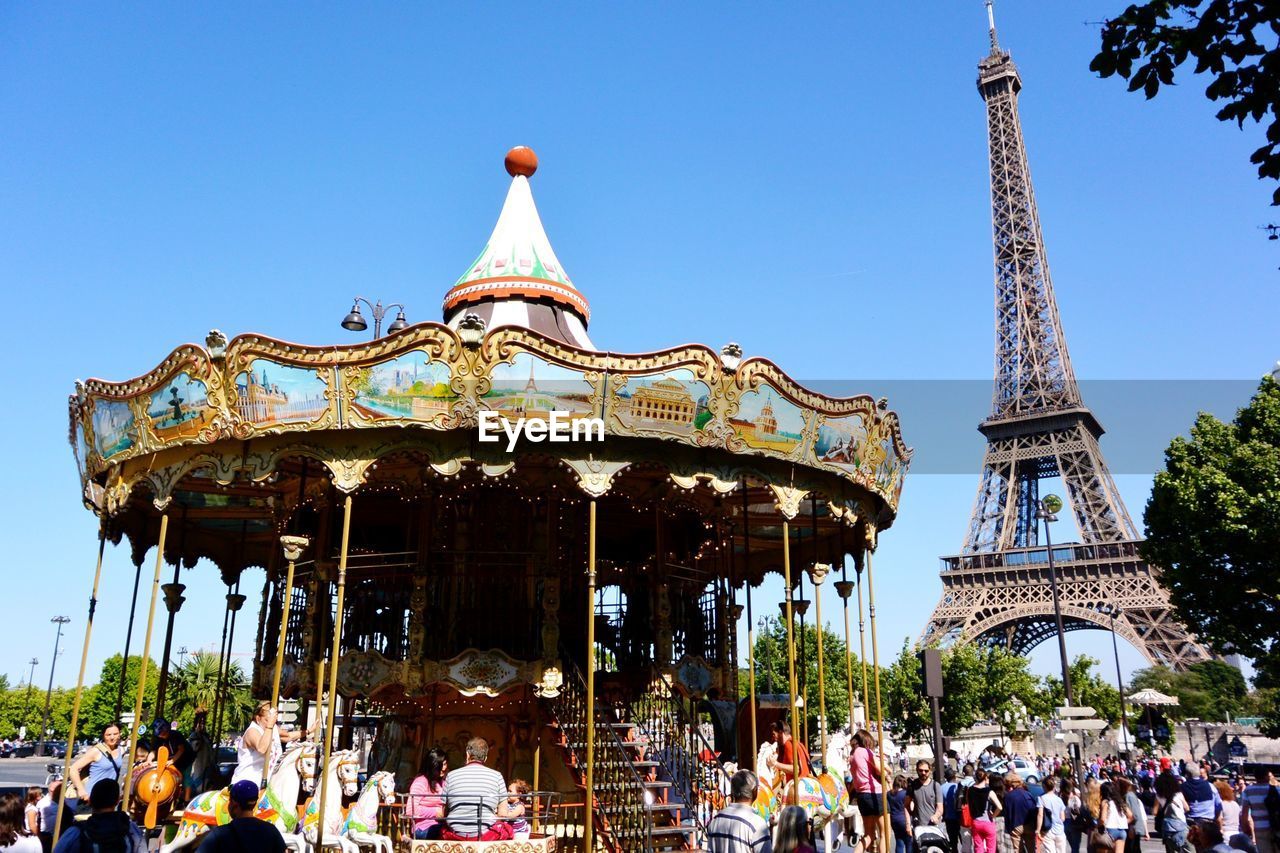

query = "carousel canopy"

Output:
[[442, 147, 593, 350]]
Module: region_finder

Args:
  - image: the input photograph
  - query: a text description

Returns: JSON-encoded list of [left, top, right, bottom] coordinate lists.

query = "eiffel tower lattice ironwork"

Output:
[[919, 7, 1209, 669]]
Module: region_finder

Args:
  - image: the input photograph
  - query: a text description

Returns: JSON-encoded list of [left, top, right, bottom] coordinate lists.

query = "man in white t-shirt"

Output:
[[1038, 775, 1068, 853]]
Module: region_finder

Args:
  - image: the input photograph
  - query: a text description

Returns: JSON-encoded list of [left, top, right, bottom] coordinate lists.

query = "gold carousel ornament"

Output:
[[62, 147, 911, 852]]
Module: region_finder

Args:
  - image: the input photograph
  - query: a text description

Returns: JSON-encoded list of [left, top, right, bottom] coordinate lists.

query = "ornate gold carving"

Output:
[[559, 458, 629, 498]]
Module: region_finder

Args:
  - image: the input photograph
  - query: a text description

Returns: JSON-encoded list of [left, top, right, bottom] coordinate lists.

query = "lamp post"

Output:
[[22, 658, 37, 722], [1104, 605, 1132, 755], [340, 297, 408, 339], [36, 617, 71, 756], [176, 646, 189, 669], [1037, 494, 1082, 786]]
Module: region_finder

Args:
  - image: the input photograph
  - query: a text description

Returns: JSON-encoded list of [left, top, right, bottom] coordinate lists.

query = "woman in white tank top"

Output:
[[231, 701, 311, 785]]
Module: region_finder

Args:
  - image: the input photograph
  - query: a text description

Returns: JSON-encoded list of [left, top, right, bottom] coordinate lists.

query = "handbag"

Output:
[[961, 801, 973, 829]]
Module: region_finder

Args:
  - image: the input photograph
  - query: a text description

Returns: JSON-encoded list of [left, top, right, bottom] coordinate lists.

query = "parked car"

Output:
[[988, 755, 1040, 785], [203, 746, 238, 791]]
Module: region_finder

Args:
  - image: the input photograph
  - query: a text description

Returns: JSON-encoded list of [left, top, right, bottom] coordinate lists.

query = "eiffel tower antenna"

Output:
[[920, 12, 1209, 669], [986, 0, 1000, 54]]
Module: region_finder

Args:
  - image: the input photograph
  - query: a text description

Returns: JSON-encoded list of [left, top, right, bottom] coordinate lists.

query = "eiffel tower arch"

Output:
[[919, 7, 1209, 671]]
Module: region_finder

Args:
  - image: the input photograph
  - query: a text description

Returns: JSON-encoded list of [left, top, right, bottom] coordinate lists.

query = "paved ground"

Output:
[[0, 756, 62, 789]]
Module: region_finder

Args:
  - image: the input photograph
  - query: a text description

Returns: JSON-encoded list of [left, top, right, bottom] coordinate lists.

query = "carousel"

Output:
[[61, 147, 911, 852]]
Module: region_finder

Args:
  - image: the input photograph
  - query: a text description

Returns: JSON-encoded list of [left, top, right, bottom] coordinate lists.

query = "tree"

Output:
[[1142, 376, 1280, 735], [1091, 2, 1280, 204], [741, 616, 857, 732], [1130, 660, 1251, 722], [82, 655, 158, 737], [1041, 655, 1122, 725], [166, 652, 255, 734]]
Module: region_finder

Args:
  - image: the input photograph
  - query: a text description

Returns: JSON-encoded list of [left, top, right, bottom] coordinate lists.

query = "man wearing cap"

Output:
[[199, 781, 286, 852]]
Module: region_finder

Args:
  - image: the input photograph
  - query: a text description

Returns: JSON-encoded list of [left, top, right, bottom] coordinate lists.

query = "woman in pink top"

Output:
[[408, 748, 448, 840], [850, 728, 885, 853]]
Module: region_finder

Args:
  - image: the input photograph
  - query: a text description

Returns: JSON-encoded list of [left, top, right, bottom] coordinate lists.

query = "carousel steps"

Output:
[[599, 801, 686, 815], [615, 826, 694, 849]]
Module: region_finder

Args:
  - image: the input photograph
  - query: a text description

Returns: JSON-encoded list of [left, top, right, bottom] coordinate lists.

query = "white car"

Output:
[[987, 756, 1040, 785]]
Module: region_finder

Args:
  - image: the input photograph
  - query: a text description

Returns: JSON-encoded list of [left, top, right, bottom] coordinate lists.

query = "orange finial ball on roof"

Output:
[[505, 146, 538, 178]]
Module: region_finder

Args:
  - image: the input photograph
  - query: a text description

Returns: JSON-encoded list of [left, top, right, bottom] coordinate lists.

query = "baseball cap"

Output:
[[229, 780, 259, 805], [1160, 757, 1172, 770]]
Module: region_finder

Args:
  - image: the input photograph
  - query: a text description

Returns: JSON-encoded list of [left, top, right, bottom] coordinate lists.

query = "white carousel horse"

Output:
[[342, 771, 397, 853], [761, 738, 859, 852], [825, 731, 863, 850], [302, 749, 362, 853], [160, 741, 317, 853], [752, 742, 781, 823]]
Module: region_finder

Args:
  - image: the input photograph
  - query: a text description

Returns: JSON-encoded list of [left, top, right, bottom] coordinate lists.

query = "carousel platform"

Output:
[[409, 838, 556, 853]]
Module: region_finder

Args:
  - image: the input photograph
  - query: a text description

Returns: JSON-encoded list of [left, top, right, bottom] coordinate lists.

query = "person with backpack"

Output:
[[942, 767, 963, 852], [51, 780, 144, 853], [1039, 775, 1069, 853]]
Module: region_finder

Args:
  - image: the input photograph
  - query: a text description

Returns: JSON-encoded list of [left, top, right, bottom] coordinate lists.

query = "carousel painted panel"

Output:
[[606, 367, 714, 442], [482, 352, 600, 423], [91, 398, 138, 460], [727, 385, 811, 459], [146, 371, 217, 442], [231, 358, 334, 430], [345, 351, 458, 427], [813, 412, 872, 477]]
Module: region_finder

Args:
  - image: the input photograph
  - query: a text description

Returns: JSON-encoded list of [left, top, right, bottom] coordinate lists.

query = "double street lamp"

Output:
[[36, 616, 70, 756], [341, 297, 409, 339], [1037, 494, 1085, 786], [1102, 604, 1132, 754]]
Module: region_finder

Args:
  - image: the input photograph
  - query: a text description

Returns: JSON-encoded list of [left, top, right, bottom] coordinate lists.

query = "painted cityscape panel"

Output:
[[147, 372, 215, 441], [814, 413, 871, 475], [349, 352, 456, 423], [483, 352, 597, 420], [730, 387, 805, 454], [234, 359, 330, 426], [92, 399, 135, 459], [612, 368, 712, 436]]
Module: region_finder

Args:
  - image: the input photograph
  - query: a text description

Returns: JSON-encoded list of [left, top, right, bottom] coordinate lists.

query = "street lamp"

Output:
[[1037, 494, 1082, 784], [22, 658, 37, 721], [1103, 605, 1132, 755], [177, 646, 189, 668], [340, 297, 408, 339], [36, 616, 70, 756]]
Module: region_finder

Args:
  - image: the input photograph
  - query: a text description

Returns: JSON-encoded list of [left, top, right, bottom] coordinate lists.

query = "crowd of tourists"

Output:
[[704, 729, 1280, 853]]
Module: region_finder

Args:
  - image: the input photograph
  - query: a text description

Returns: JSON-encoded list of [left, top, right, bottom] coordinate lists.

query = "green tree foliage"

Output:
[[82, 655, 158, 737], [1142, 376, 1280, 735], [1130, 660, 1252, 722], [1091, 2, 1280, 204], [167, 651, 255, 734], [742, 616, 857, 732], [882, 641, 1045, 741], [1041, 655, 1122, 725]]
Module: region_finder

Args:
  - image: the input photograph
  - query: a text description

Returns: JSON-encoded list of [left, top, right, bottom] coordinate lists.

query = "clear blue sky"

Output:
[[2, 4, 1275, 697]]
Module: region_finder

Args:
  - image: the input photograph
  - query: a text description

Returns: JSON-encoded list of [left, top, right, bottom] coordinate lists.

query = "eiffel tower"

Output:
[[919, 5, 1208, 670]]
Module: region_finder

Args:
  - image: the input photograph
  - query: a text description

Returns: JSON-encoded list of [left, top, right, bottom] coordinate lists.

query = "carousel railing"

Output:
[[629, 682, 732, 846], [386, 791, 563, 843], [549, 657, 654, 853]]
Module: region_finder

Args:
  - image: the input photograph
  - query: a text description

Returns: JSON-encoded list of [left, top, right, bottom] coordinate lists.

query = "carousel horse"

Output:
[[751, 742, 782, 824], [758, 738, 859, 850], [341, 771, 397, 853], [130, 746, 183, 829], [159, 740, 318, 853], [301, 749, 362, 853]]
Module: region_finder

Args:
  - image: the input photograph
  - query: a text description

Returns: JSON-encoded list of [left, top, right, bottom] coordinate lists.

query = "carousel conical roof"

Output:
[[442, 147, 594, 350]]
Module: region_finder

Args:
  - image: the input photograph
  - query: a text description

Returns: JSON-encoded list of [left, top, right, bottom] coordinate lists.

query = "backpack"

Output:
[[1040, 800, 1054, 834], [78, 831, 128, 853]]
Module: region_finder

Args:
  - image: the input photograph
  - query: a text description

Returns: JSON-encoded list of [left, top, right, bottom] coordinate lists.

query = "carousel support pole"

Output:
[[854, 551, 871, 722], [834, 572, 856, 732], [781, 519, 800, 806], [742, 481, 757, 757], [809, 498, 828, 759], [584, 499, 597, 852], [210, 584, 233, 741], [796, 566, 808, 748], [532, 727, 542, 835], [316, 494, 353, 853], [123, 511, 169, 813], [866, 536, 890, 853], [52, 523, 108, 848], [267, 535, 308, 787], [113, 556, 145, 719], [808, 561, 829, 764], [155, 507, 187, 719], [214, 581, 246, 742]]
